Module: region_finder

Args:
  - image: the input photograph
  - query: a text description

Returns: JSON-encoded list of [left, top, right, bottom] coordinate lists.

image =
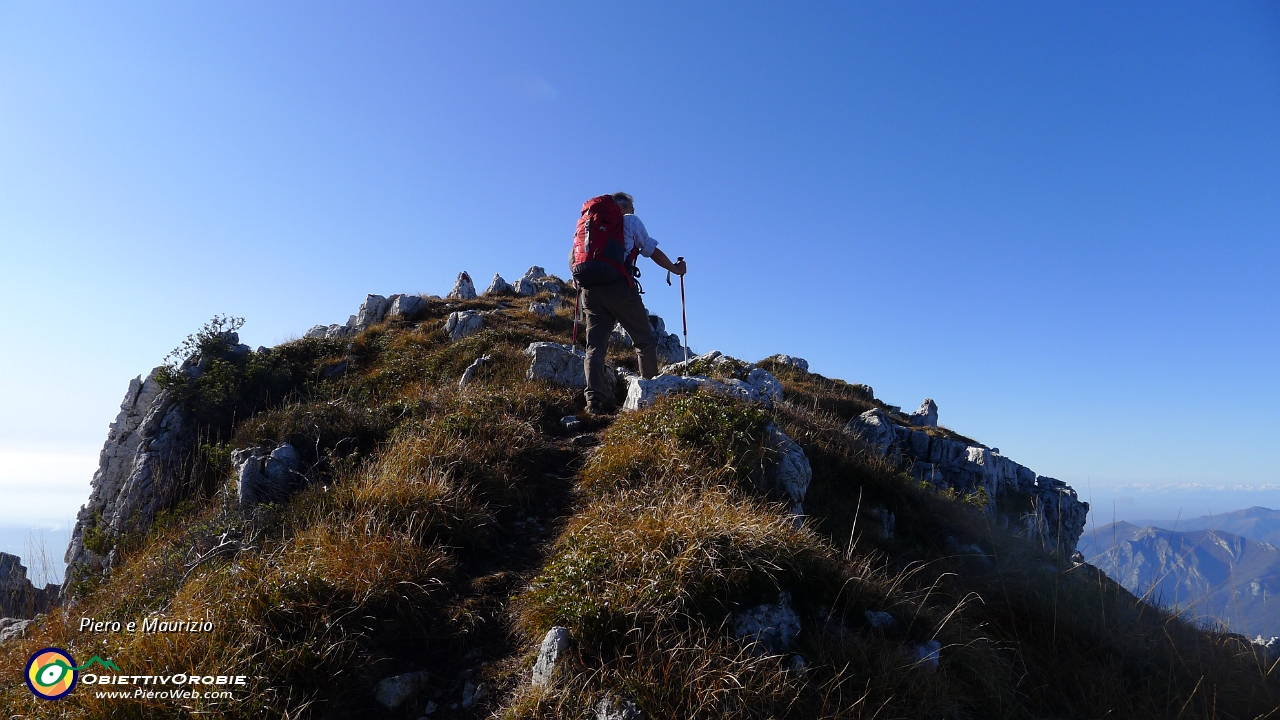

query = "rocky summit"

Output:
[[3, 265, 1276, 719]]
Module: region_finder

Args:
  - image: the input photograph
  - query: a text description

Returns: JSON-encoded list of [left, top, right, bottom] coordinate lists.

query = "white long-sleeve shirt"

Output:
[[623, 214, 658, 259]]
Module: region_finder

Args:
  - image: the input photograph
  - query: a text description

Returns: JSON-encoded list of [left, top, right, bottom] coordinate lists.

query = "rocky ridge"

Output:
[[59, 264, 1086, 629], [0, 552, 57, 621]]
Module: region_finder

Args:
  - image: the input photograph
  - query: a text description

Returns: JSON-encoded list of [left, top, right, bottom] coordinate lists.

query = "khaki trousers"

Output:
[[581, 279, 659, 407]]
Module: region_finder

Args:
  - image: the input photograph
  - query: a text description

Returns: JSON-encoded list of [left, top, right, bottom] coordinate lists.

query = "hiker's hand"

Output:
[[673, 259, 687, 276]]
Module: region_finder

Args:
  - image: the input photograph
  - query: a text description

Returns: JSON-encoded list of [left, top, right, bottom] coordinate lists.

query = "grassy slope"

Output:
[[2, 291, 1277, 719]]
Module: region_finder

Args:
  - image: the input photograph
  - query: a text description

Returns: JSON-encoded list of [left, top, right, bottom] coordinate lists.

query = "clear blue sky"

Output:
[[2, 2, 1278, 532]]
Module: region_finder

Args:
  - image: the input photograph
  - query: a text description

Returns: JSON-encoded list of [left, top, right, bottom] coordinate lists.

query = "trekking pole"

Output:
[[677, 257, 689, 369]]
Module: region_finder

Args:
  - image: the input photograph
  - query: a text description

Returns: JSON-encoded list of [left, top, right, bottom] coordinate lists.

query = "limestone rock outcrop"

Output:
[[65, 364, 197, 590], [373, 670, 430, 709], [458, 355, 493, 389], [595, 697, 644, 720], [305, 292, 430, 339], [532, 626, 572, 687], [234, 443, 305, 510], [620, 352, 782, 411], [846, 408, 1088, 556], [0, 617, 32, 643], [445, 310, 484, 340], [387, 294, 426, 320], [609, 314, 690, 365], [732, 591, 800, 654], [448, 272, 477, 300], [484, 273, 513, 296], [765, 354, 809, 373], [763, 423, 812, 514], [515, 266, 559, 296], [357, 294, 393, 327], [908, 398, 938, 427], [0, 553, 58, 619], [525, 342, 615, 390]]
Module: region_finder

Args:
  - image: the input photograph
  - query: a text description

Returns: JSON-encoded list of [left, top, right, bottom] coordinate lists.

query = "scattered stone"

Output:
[[356, 294, 392, 328], [528, 302, 556, 317], [388, 294, 426, 320], [908, 398, 938, 428], [445, 311, 484, 340], [522, 266, 548, 283], [864, 611, 896, 630], [661, 350, 727, 377], [561, 416, 581, 432], [763, 424, 811, 510], [620, 369, 774, 412], [374, 671, 430, 709], [484, 274, 513, 296], [460, 682, 485, 708], [458, 355, 493, 389], [788, 655, 808, 674], [595, 696, 644, 720], [321, 359, 349, 381], [525, 342, 615, 390], [609, 322, 634, 347], [514, 278, 536, 296], [868, 508, 896, 540], [746, 368, 784, 403], [422, 700, 438, 715], [532, 626, 572, 687], [307, 323, 357, 340], [732, 591, 801, 654], [572, 434, 599, 447], [765, 354, 809, 372], [907, 640, 941, 670], [448, 272, 477, 300], [0, 617, 32, 642], [235, 443, 305, 510], [847, 409, 898, 455], [621, 374, 699, 410], [1254, 636, 1280, 665]]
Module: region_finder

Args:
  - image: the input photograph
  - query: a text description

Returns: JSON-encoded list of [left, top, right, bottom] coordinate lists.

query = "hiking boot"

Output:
[[585, 401, 614, 416]]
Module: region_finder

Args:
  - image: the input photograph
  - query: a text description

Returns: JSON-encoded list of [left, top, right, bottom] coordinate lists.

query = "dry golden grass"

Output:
[[4, 306, 1278, 719]]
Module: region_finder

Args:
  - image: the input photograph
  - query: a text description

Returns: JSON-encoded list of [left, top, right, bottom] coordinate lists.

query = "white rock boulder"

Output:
[[235, 443, 305, 510], [732, 591, 800, 654], [374, 670, 429, 709], [356, 294, 391, 327], [525, 342, 615, 390], [532, 626, 572, 687], [484, 273, 513, 296], [458, 355, 492, 389], [908, 398, 938, 428], [387, 294, 426, 320], [765, 354, 809, 372], [444, 310, 484, 340], [746, 368, 784, 403], [448, 272, 477, 300], [764, 423, 811, 511]]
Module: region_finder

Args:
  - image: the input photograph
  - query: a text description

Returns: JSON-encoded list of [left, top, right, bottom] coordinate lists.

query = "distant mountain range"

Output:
[[1138, 506, 1280, 547], [1081, 507, 1280, 639]]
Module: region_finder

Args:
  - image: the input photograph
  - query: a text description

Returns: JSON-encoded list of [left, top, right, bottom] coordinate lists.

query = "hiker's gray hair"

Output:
[[611, 192, 634, 209]]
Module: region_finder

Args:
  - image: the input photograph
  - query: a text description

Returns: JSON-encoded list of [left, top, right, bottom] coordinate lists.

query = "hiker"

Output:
[[570, 191, 687, 413]]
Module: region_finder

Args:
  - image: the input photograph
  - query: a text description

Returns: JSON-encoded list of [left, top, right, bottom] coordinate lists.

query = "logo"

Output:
[[24, 650, 123, 700], [25, 648, 78, 700]]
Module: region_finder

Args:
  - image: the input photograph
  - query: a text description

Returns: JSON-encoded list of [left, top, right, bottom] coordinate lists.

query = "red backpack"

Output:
[[570, 195, 639, 288]]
